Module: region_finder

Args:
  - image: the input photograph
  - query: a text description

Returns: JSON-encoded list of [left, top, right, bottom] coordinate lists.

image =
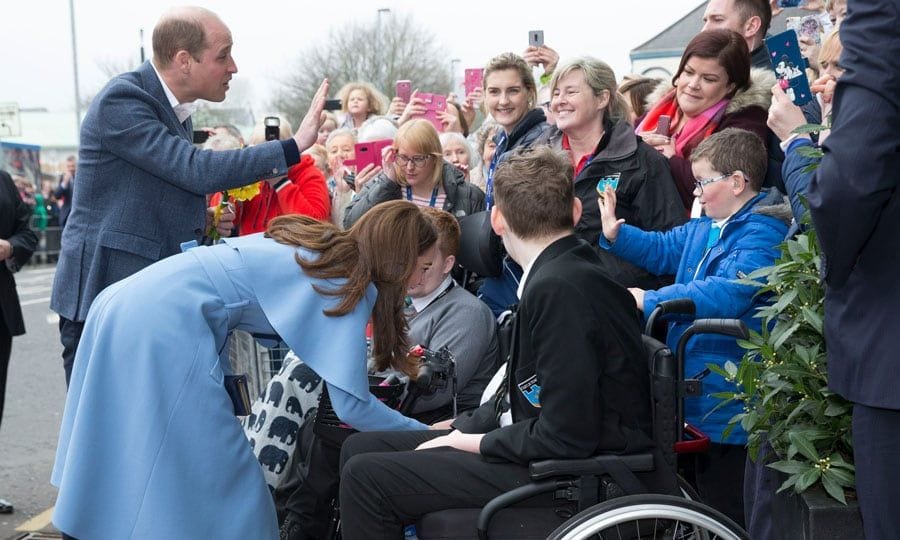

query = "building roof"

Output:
[[0, 109, 80, 151], [631, 1, 813, 59]]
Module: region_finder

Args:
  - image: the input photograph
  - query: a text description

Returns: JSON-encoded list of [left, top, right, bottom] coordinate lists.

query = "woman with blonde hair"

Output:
[[52, 201, 437, 540], [343, 119, 485, 228]]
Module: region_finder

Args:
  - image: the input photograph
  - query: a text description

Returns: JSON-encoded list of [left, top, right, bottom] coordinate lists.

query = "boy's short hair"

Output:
[[493, 146, 574, 239], [419, 207, 460, 258], [690, 128, 766, 192]]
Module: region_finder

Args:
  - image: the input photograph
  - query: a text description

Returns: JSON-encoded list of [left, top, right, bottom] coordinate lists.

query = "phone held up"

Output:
[[192, 130, 210, 144], [766, 30, 813, 106], [395, 80, 412, 103], [264, 116, 280, 142], [463, 69, 483, 98], [528, 30, 544, 48], [323, 99, 343, 111], [655, 115, 671, 136]]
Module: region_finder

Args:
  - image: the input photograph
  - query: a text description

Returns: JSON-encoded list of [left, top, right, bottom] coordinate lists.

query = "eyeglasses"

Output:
[[395, 154, 433, 169], [693, 172, 733, 194]]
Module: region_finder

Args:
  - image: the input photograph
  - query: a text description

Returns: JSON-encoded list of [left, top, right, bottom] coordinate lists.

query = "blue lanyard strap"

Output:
[[406, 185, 440, 208], [485, 131, 509, 210]]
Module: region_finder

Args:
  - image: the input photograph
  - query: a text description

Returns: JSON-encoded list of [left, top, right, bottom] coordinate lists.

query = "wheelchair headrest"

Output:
[[456, 210, 504, 277]]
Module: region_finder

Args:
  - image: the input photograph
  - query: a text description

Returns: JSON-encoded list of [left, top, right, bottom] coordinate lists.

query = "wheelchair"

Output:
[[411, 299, 751, 540]]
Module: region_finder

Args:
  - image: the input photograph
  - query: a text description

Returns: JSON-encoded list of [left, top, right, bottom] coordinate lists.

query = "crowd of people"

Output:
[[2, 0, 897, 537]]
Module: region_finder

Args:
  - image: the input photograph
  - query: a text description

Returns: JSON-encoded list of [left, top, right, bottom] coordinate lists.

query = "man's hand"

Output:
[[416, 430, 484, 454], [768, 84, 811, 142], [293, 79, 329, 153]]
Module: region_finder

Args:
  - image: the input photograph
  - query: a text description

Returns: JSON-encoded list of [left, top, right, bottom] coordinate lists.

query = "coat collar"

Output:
[[521, 234, 583, 296]]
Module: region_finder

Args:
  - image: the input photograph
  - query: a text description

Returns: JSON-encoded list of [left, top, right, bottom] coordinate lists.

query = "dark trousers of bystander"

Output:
[[853, 403, 900, 539], [0, 320, 11, 429], [338, 429, 555, 540], [58, 317, 84, 387]]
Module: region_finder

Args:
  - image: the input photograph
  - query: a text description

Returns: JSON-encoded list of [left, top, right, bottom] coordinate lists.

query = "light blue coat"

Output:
[[51, 233, 424, 539]]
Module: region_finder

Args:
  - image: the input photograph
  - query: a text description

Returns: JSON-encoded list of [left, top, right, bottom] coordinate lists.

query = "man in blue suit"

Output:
[[51, 6, 328, 385], [807, 0, 900, 537]]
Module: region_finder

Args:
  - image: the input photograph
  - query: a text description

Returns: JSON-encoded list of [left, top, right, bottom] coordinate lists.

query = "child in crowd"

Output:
[[598, 127, 789, 526]]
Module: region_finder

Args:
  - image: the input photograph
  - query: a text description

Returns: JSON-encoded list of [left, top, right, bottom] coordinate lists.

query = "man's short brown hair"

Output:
[[493, 146, 574, 240], [691, 128, 766, 192]]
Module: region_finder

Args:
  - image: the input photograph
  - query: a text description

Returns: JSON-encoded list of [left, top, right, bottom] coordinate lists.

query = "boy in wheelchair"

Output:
[[598, 128, 789, 525], [337, 147, 678, 539], [247, 208, 500, 538]]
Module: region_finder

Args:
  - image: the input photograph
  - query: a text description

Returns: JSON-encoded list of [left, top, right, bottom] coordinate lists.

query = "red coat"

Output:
[[212, 155, 331, 235]]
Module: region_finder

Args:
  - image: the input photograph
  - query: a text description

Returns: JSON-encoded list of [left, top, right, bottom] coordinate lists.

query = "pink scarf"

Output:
[[636, 89, 730, 158]]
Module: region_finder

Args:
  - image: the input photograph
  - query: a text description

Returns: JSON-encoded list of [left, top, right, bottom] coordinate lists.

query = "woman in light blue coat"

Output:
[[51, 200, 437, 540]]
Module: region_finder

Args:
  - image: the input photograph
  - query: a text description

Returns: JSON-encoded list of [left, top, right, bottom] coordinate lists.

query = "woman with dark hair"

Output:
[[637, 29, 774, 211], [51, 201, 437, 540]]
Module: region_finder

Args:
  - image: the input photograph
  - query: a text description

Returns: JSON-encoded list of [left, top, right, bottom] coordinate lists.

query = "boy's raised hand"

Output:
[[598, 185, 625, 244]]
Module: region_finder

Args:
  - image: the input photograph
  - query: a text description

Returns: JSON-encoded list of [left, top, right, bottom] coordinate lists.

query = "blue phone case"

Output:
[[766, 30, 813, 106]]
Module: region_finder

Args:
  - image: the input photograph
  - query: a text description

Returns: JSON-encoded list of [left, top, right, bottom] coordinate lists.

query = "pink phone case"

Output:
[[352, 139, 393, 170], [395, 80, 412, 103], [416, 92, 447, 132], [464, 68, 484, 97]]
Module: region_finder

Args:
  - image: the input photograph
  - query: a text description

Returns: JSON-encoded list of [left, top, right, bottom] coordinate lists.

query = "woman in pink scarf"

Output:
[[637, 29, 773, 211]]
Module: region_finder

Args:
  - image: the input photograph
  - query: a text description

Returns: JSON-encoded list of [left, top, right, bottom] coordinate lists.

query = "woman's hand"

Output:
[[416, 430, 483, 454], [438, 107, 463, 134], [523, 45, 559, 75], [768, 84, 810, 142], [640, 131, 676, 158], [598, 185, 625, 244], [388, 96, 407, 117], [398, 91, 427, 126], [355, 163, 382, 191], [462, 88, 482, 124], [381, 146, 398, 183], [430, 418, 455, 430]]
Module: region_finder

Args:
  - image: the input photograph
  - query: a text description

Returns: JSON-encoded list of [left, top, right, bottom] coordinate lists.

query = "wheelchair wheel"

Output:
[[548, 494, 748, 540]]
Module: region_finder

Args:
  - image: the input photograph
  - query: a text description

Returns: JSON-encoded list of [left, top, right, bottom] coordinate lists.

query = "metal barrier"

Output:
[[27, 217, 62, 265]]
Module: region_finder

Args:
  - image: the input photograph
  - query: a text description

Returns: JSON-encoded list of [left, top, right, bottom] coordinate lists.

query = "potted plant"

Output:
[[711, 224, 862, 538]]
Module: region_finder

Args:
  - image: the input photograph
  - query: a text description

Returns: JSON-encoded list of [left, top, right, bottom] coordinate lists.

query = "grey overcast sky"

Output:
[[0, 0, 704, 114]]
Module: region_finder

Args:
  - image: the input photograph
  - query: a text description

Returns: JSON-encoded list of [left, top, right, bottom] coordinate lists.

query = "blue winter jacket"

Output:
[[600, 191, 789, 444]]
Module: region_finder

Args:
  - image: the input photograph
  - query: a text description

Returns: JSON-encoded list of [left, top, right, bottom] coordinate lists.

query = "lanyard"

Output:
[[485, 131, 509, 210], [406, 185, 440, 208]]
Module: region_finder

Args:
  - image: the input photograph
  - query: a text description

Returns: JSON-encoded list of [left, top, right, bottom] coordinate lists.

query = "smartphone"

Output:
[[656, 115, 671, 136], [352, 139, 393, 170], [417, 92, 447, 132], [777, 0, 807, 7], [528, 30, 544, 48], [596, 174, 621, 199], [324, 98, 343, 111], [766, 30, 813, 106], [464, 68, 484, 97], [192, 130, 210, 144], [264, 116, 280, 142], [395, 80, 412, 103]]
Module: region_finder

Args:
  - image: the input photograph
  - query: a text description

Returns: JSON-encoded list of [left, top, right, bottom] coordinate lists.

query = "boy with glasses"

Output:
[[598, 127, 789, 526]]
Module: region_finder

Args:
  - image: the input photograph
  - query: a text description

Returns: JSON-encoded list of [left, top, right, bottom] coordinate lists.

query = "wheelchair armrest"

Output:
[[529, 453, 655, 480]]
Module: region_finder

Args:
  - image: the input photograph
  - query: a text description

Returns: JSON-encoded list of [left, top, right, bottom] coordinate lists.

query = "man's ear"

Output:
[[490, 205, 506, 236], [442, 254, 456, 275], [743, 15, 762, 41], [174, 50, 193, 73], [572, 197, 583, 226]]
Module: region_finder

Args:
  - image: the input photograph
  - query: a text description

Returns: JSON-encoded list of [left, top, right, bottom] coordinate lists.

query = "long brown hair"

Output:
[[266, 201, 436, 376]]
